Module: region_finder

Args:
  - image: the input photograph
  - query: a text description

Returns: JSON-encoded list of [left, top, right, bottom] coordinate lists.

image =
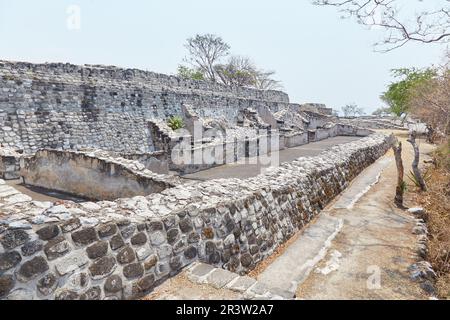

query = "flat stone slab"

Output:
[[206, 268, 239, 289], [257, 213, 343, 293]]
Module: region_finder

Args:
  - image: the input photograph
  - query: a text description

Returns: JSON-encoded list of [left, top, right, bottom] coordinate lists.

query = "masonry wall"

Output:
[[0, 60, 291, 154], [0, 133, 393, 300], [20, 150, 180, 201]]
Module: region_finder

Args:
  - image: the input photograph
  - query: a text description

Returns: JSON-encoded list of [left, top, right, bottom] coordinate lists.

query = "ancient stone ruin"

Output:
[[0, 60, 394, 300]]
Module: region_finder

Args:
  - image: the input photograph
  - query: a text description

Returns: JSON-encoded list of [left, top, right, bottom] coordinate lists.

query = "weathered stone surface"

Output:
[[89, 256, 116, 279], [98, 223, 117, 238], [17, 256, 49, 281], [36, 273, 58, 296], [0, 275, 15, 298], [117, 246, 136, 264], [148, 221, 164, 233], [240, 253, 253, 268], [123, 263, 144, 279], [167, 228, 180, 245], [6, 288, 34, 300], [135, 246, 152, 261], [130, 232, 147, 246], [110, 234, 125, 250], [66, 272, 90, 292], [184, 246, 197, 260], [21, 240, 44, 256], [143, 255, 158, 270], [54, 251, 89, 276], [120, 225, 136, 239], [187, 232, 200, 244], [0, 229, 29, 250], [72, 227, 98, 246], [206, 268, 239, 289], [86, 241, 108, 259], [226, 276, 257, 293], [0, 251, 22, 271], [202, 227, 214, 239], [44, 236, 71, 260], [80, 286, 102, 300], [104, 275, 123, 293], [133, 274, 155, 296], [149, 231, 166, 246], [55, 289, 80, 300], [179, 217, 193, 233], [169, 256, 183, 271], [60, 218, 81, 233], [36, 224, 59, 240]]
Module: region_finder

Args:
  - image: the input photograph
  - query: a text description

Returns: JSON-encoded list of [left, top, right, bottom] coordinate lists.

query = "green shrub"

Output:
[[167, 116, 184, 131]]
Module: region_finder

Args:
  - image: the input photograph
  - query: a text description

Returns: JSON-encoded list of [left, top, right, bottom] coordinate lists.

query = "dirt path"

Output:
[[254, 130, 435, 300]]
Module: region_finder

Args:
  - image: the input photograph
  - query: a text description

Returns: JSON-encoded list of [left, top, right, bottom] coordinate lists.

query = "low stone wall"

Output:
[[20, 149, 180, 201], [0, 133, 393, 300], [0, 148, 21, 180]]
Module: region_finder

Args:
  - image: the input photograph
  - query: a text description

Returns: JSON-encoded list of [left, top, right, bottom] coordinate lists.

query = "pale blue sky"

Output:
[[0, 0, 447, 114]]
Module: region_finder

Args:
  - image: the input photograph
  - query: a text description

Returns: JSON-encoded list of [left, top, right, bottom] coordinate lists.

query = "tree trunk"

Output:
[[407, 131, 427, 191], [392, 141, 404, 208]]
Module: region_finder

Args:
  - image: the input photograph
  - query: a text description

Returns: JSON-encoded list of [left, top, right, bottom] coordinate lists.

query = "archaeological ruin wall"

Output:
[[0, 60, 292, 154], [0, 133, 393, 300], [20, 149, 180, 201]]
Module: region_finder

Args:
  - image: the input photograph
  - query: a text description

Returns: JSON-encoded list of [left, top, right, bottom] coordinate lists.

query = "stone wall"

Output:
[[0, 60, 291, 154], [0, 148, 21, 180], [0, 133, 393, 300], [20, 149, 181, 201]]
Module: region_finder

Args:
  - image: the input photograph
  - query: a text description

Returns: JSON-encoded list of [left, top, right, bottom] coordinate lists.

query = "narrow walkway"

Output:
[[256, 131, 435, 299], [182, 136, 361, 181]]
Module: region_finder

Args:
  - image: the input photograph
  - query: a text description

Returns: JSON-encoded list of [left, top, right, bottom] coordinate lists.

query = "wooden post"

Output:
[[392, 141, 404, 208]]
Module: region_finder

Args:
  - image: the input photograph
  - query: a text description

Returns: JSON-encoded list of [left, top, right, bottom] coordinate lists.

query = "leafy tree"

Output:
[[381, 68, 436, 117], [177, 65, 204, 81]]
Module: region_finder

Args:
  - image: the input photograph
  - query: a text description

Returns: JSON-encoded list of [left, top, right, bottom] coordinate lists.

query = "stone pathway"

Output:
[[256, 130, 435, 300], [145, 262, 294, 300]]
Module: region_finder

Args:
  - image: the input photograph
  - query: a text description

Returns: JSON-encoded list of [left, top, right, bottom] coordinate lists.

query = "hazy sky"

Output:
[[0, 0, 447, 114]]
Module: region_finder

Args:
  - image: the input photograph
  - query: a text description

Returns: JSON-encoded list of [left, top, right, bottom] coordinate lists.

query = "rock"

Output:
[[167, 228, 180, 245], [133, 274, 155, 296], [8, 220, 32, 230], [44, 236, 71, 260], [98, 223, 117, 238], [36, 273, 58, 296], [72, 227, 98, 246], [21, 240, 44, 256], [17, 256, 49, 281], [0, 275, 15, 298], [104, 275, 123, 293], [143, 255, 158, 270], [149, 231, 166, 246], [157, 244, 173, 259], [110, 234, 125, 250], [55, 289, 79, 300], [120, 225, 136, 239], [117, 246, 136, 264], [130, 232, 147, 246], [7, 288, 34, 300], [135, 246, 152, 261], [123, 263, 144, 279], [223, 234, 235, 247], [184, 246, 197, 260], [240, 253, 253, 268], [0, 229, 30, 250], [66, 272, 90, 292], [169, 256, 182, 270], [202, 227, 214, 239], [179, 217, 193, 233], [89, 256, 116, 280], [36, 224, 60, 241], [86, 241, 108, 259], [80, 286, 102, 300], [54, 251, 89, 276], [60, 218, 81, 233], [187, 232, 200, 244], [0, 251, 22, 271], [148, 220, 164, 232]]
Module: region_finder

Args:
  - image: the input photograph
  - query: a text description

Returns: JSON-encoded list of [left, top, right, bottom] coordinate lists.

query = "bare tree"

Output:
[[184, 34, 230, 82], [214, 56, 257, 87], [342, 103, 365, 117], [407, 131, 427, 191], [313, 0, 450, 51], [253, 70, 282, 90]]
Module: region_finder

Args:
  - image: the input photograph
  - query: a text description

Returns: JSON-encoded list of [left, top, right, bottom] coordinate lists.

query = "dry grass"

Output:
[[411, 139, 450, 299]]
